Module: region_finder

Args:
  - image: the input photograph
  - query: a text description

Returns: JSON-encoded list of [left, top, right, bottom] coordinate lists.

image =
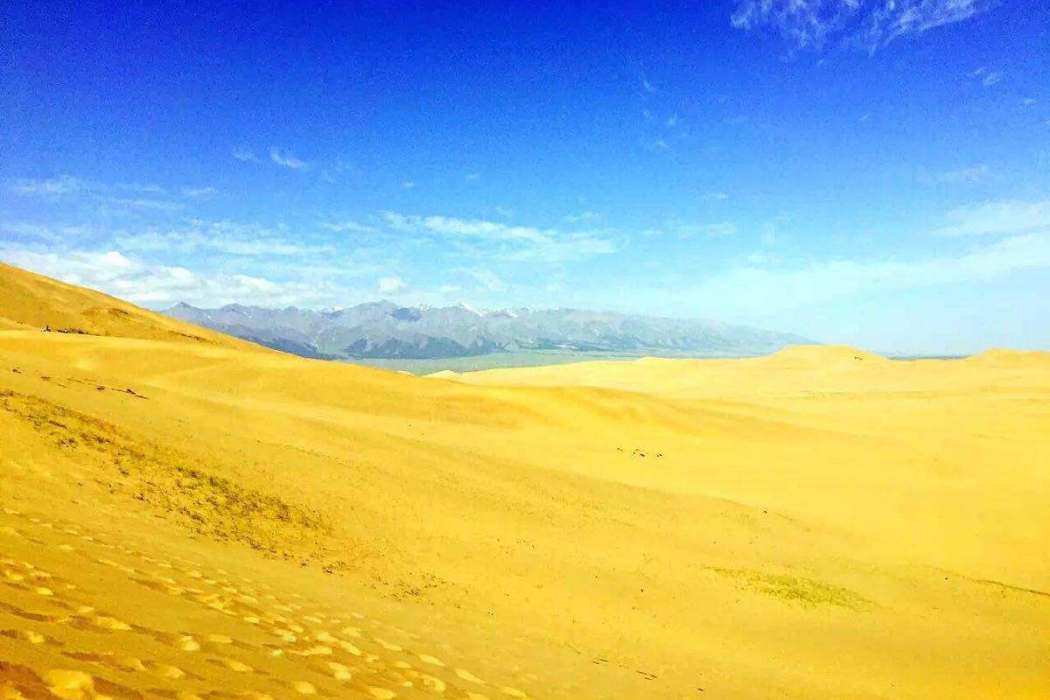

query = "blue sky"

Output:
[[2, 0, 1049, 354]]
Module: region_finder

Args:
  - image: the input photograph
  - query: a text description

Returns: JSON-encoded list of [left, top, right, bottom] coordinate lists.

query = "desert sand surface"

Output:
[[2, 264, 1049, 698]]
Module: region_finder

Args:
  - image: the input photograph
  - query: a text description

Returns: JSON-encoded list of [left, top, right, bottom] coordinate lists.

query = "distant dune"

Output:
[[435, 343, 1050, 402], [2, 263, 1049, 698], [965, 347, 1050, 367]]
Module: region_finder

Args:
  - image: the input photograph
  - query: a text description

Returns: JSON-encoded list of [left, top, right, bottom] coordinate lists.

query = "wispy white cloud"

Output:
[[563, 211, 600, 224], [698, 222, 737, 237], [760, 219, 782, 246], [2, 247, 160, 293], [1, 243, 370, 308], [689, 231, 1050, 317], [745, 250, 778, 265], [381, 212, 617, 263], [732, 0, 997, 53], [320, 220, 376, 234], [982, 72, 1002, 86], [925, 164, 990, 185], [232, 146, 259, 163], [932, 199, 1050, 237], [7, 175, 86, 197], [0, 221, 94, 243], [646, 221, 738, 239], [102, 196, 183, 213], [861, 0, 996, 50], [401, 180, 416, 190], [385, 213, 541, 243], [703, 191, 730, 201], [7, 175, 196, 212], [181, 186, 218, 198], [115, 220, 331, 257], [970, 66, 1002, 86], [117, 182, 166, 194], [377, 275, 406, 295], [731, 0, 842, 50], [465, 269, 507, 292], [269, 146, 307, 170]]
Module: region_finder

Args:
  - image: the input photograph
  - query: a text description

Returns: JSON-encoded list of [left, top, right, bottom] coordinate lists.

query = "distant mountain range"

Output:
[[164, 301, 814, 360]]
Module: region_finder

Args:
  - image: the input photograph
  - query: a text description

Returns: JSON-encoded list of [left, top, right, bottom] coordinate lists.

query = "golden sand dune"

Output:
[[965, 347, 1050, 368], [0, 262, 256, 350], [2, 264, 1049, 698], [439, 342, 1050, 399]]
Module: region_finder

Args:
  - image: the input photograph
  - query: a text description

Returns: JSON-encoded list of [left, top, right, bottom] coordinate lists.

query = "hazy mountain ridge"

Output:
[[164, 300, 814, 359]]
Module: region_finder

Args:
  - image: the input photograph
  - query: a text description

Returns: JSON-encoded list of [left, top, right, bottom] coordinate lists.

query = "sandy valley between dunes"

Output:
[[1, 263, 1049, 698]]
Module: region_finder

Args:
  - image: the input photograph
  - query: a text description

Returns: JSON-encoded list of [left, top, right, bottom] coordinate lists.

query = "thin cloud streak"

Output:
[[232, 146, 260, 163], [686, 231, 1050, 317], [269, 147, 307, 169], [7, 175, 86, 197], [731, 0, 998, 53], [381, 212, 617, 263], [932, 200, 1050, 237]]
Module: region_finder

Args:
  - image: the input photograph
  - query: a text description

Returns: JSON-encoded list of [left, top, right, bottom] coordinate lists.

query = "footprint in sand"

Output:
[[114, 656, 148, 672], [417, 673, 447, 692], [146, 661, 186, 679], [177, 635, 201, 651], [456, 668, 486, 684], [289, 644, 332, 657], [418, 653, 445, 667], [1, 628, 47, 645], [43, 670, 94, 700], [91, 615, 131, 631], [374, 638, 402, 652], [218, 657, 253, 673], [338, 640, 363, 656], [0, 514, 540, 700]]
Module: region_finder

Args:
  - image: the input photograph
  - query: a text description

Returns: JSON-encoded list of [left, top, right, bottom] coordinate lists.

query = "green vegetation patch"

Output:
[[708, 567, 872, 610]]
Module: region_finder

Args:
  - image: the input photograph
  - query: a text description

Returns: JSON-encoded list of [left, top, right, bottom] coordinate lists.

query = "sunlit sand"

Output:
[[2, 263, 1048, 698]]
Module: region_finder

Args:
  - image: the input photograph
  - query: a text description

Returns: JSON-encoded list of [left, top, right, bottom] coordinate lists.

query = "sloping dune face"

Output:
[[2, 265, 1049, 698], [0, 262, 258, 350]]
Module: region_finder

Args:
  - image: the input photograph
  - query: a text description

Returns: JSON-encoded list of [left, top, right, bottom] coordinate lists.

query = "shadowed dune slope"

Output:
[[1, 263, 1049, 698]]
